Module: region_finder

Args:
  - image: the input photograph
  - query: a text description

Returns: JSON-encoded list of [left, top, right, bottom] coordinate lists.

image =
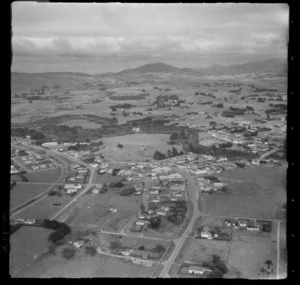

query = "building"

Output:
[[188, 266, 212, 275], [136, 219, 149, 226], [42, 142, 58, 147]]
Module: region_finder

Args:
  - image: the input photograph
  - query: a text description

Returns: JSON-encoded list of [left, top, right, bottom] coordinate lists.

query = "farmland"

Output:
[[10, 183, 50, 209], [14, 253, 155, 278], [13, 195, 76, 220], [203, 166, 286, 219], [24, 168, 62, 183], [10, 226, 53, 277], [64, 192, 140, 230], [226, 230, 276, 279]]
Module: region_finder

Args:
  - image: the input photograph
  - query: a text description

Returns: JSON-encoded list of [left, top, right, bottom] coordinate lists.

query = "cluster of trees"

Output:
[[166, 201, 187, 225], [99, 183, 109, 193], [153, 147, 184, 160], [187, 142, 257, 160], [11, 127, 45, 140], [214, 103, 224, 108], [109, 181, 124, 188], [110, 103, 137, 111], [68, 141, 103, 152], [109, 94, 148, 100], [43, 220, 71, 244], [203, 175, 220, 182], [204, 254, 228, 278], [149, 216, 162, 229], [117, 143, 124, 148], [218, 142, 233, 148], [119, 186, 135, 196]]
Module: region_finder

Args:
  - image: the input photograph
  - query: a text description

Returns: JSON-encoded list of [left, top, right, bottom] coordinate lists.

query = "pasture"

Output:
[[203, 166, 286, 219], [14, 252, 155, 278], [13, 195, 74, 220], [184, 238, 231, 264], [24, 168, 61, 183], [100, 134, 182, 162], [10, 183, 50, 209], [10, 226, 52, 277], [226, 231, 276, 279]]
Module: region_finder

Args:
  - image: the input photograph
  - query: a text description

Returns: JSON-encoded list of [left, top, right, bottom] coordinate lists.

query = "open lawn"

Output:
[[10, 226, 53, 277], [14, 253, 155, 278], [10, 183, 50, 209]]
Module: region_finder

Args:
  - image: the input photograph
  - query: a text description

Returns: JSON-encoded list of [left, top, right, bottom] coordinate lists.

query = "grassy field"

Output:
[[102, 210, 135, 233], [100, 134, 182, 162], [24, 168, 61, 183], [65, 192, 140, 230], [184, 239, 231, 264], [10, 226, 53, 277], [13, 195, 74, 220], [203, 166, 286, 219], [98, 232, 170, 253], [14, 253, 155, 278], [226, 230, 276, 279], [144, 218, 180, 240], [91, 173, 123, 185], [10, 183, 50, 209]]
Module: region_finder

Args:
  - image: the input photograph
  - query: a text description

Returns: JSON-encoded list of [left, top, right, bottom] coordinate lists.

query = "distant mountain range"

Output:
[[11, 58, 287, 92], [113, 58, 287, 77]]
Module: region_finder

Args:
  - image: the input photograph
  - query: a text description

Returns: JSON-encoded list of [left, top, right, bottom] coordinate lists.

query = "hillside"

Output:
[[11, 58, 287, 92]]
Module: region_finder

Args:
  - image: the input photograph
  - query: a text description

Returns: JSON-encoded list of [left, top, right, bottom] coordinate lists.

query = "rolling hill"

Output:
[[11, 58, 287, 92]]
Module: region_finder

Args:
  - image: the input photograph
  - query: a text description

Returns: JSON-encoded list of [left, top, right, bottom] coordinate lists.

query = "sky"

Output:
[[11, 2, 289, 74]]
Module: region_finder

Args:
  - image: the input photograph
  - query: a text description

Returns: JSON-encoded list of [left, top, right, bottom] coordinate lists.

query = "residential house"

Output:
[[188, 266, 212, 275]]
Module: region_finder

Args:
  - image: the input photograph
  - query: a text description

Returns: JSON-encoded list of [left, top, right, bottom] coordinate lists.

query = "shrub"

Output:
[[117, 143, 123, 148], [154, 244, 165, 253], [85, 245, 97, 256], [149, 217, 161, 229], [61, 247, 76, 260], [119, 186, 135, 196], [138, 245, 145, 250], [110, 181, 123, 188]]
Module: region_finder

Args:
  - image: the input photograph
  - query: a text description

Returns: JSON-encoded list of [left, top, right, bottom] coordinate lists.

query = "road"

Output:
[[50, 168, 95, 220], [258, 147, 280, 162], [158, 170, 200, 278], [10, 162, 68, 217]]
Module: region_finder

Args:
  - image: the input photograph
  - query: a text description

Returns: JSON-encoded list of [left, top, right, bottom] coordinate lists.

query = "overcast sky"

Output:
[[11, 3, 289, 74]]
